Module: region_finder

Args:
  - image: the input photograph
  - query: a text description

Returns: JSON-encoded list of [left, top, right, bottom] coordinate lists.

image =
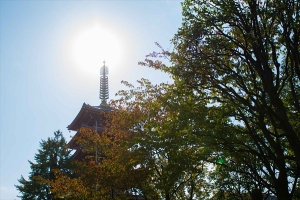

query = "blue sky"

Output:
[[0, 0, 182, 199]]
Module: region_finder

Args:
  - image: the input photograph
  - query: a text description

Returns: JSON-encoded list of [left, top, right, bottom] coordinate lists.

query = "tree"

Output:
[[47, 124, 152, 200], [15, 130, 72, 200], [141, 0, 300, 199], [48, 79, 213, 200], [109, 79, 212, 199]]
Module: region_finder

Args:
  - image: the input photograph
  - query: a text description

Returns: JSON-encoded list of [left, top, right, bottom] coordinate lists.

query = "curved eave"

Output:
[[68, 131, 80, 149], [67, 103, 112, 131], [71, 149, 86, 160]]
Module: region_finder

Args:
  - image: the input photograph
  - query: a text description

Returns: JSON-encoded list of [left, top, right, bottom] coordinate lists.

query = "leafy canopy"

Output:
[[15, 130, 71, 200]]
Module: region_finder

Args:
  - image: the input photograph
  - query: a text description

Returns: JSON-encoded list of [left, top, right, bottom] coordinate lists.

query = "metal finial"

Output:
[[99, 61, 109, 106]]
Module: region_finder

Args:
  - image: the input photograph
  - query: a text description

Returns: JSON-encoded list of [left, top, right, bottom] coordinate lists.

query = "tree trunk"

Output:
[[250, 189, 263, 200]]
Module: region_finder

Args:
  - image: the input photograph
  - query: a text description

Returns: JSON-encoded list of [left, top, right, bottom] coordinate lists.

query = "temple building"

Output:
[[67, 61, 145, 199], [68, 61, 112, 159]]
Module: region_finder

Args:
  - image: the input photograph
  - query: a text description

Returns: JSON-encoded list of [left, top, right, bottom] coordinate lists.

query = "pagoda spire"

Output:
[[99, 60, 109, 106]]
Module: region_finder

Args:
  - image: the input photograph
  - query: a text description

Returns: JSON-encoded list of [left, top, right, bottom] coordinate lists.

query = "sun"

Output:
[[70, 24, 122, 74]]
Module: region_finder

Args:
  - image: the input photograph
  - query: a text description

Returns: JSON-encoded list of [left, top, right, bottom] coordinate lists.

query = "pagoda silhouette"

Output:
[[68, 60, 112, 159], [67, 61, 145, 199]]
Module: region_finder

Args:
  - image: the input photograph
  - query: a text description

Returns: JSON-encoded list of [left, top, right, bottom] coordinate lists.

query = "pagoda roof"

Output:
[[70, 148, 86, 160], [68, 102, 112, 131]]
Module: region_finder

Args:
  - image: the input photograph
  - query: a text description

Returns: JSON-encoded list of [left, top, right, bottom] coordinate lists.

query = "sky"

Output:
[[0, 0, 183, 199]]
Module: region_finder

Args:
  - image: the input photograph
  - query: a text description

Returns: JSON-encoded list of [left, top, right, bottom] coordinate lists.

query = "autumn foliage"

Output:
[[17, 0, 300, 199]]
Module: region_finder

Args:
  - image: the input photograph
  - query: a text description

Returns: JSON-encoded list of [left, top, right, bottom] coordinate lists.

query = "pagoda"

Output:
[[68, 61, 112, 159], [67, 61, 145, 199]]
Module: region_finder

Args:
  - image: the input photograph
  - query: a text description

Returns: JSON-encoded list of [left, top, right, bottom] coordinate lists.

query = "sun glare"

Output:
[[70, 24, 122, 74]]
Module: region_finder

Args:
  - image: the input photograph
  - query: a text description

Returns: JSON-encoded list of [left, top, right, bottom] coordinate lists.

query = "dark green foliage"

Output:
[[170, 0, 300, 199], [15, 130, 71, 200], [142, 0, 300, 199]]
